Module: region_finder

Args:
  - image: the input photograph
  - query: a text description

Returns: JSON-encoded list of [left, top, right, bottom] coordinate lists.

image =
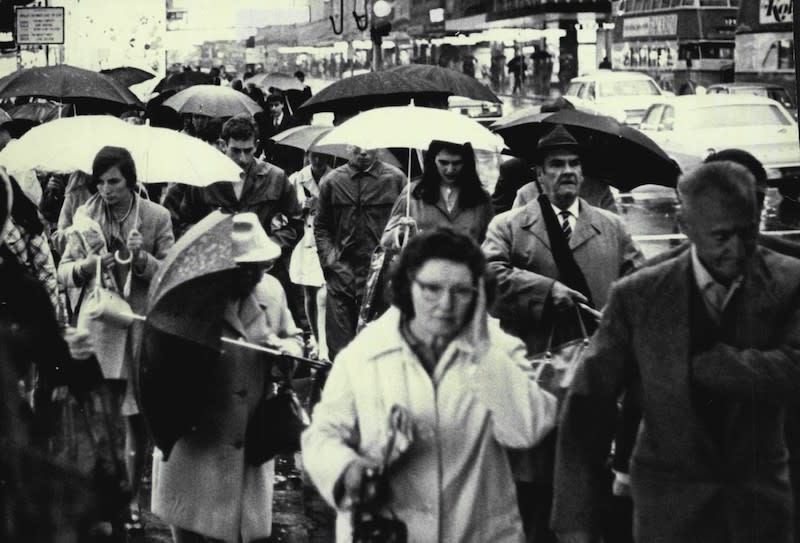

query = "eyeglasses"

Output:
[[412, 279, 477, 303]]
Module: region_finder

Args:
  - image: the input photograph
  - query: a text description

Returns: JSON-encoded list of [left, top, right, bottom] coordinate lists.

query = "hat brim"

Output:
[[235, 246, 281, 264]]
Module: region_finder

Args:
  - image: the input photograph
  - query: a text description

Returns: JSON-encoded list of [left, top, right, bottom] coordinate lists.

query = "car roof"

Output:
[[570, 70, 656, 83], [708, 82, 786, 90], [648, 94, 782, 108]]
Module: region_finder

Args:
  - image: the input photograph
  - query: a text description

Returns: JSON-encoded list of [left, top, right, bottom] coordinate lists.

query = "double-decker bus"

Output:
[[610, 0, 738, 93], [733, 0, 795, 100]]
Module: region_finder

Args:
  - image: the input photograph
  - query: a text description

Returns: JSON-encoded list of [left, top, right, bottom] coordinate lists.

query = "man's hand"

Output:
[[550, 280, 588, 310]]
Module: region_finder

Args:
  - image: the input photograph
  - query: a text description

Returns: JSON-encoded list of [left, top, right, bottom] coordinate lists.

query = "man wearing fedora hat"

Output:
[[151, 212, 303, 543], [481, 124, 642, 543]]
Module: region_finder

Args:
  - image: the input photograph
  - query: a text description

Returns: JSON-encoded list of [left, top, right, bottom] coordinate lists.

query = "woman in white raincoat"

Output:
[[302, 227, 558, 543]]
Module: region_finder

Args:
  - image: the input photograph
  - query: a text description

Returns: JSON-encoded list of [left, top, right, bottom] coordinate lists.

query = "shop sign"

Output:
[[15, 7, 64, 45], [622, 14, 677, 38], [760, 0, 792, 24]]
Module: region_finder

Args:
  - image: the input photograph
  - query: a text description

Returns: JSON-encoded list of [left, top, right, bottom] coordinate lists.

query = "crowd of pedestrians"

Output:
[[1, 63, 800, 543]]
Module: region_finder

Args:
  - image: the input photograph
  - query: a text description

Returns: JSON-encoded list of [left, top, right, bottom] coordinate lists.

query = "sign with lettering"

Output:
[[760, 0, 793, 24], [622, 14, 678, 38], [15, 7, 64, 45]]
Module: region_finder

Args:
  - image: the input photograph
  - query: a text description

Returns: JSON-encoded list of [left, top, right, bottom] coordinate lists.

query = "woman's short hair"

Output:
[[414, 140, 488, 209], [91, 146, 137, 190], [391, 227, 491, 318]]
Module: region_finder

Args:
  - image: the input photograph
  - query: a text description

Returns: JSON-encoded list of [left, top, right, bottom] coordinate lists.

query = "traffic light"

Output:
[[370, 0, 393, 41]]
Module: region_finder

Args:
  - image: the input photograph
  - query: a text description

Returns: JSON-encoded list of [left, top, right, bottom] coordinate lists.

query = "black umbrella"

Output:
[[0, 64, 141, 108], [100, 66, 155, 87], [387, 64, 501, 103], [153, 71, 213, 94], [493, 109, 681, 190], [298, 70, 451, 115]]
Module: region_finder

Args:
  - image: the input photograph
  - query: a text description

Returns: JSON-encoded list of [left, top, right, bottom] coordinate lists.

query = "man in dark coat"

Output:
[[169, 114, 305, 326], [553, 162, 800, 543], [314, 146, 406, 361], [255, 93, 297, 167]]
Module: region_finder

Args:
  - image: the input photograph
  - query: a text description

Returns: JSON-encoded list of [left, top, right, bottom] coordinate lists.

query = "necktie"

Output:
[[560, 210, 572, 241]]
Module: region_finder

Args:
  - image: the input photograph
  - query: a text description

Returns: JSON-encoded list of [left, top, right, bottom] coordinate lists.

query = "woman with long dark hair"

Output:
[[381, 140, 494, 249]]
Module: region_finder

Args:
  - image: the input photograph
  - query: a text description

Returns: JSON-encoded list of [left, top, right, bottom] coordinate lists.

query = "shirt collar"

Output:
[[690, 244, 743, 310], [551, 199, 580, 220]]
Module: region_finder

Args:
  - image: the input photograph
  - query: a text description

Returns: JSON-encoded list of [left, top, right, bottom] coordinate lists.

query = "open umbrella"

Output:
[[0, 107, 10, 126], [100, 66, 156, 88], [297, 71, 451, 115], [270, 125, 350, 160], [140, 212, 329, 458], [163, 85, 262, 117], [0, 115, 243, 186], [245, 72, 304, 92], [493, 109, 681, 189], [0, 64, 141, 108], [5, 101, 73, 122], [387, 64, 501, 103], [152, 70, 213, 94], [312, 105, 506, 153]]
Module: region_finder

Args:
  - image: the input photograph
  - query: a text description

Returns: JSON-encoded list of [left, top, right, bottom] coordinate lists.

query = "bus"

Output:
[[610, 0, 738, 93], [733, 0, 795, 100]]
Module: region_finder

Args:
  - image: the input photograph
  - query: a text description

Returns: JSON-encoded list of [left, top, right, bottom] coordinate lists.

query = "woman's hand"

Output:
[[392, 217, 417, 250], [79, 253, 114, 278], [127, 229, 144, 255], [338, 458, 382, 509], [64, 326, 94, 360]]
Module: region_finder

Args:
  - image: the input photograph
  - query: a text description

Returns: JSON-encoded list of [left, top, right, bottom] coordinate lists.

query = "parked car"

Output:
[[706, 82, 797, 119], [564, 70, 670, 126], [638, 94, 800, 186], [448, 95, 503, 127]]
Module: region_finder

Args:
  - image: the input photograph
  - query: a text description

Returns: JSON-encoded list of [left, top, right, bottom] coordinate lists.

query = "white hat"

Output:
[[231, 212, 281, 264]]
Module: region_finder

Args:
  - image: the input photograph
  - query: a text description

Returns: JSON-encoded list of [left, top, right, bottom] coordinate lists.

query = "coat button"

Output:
[[234, 440, 244, 449]]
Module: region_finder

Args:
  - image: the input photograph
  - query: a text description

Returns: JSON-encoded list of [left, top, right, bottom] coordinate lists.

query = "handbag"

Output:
[[528, 304, 591, 401], [81, 256, 135, 329], [245, 371, 311, 466]]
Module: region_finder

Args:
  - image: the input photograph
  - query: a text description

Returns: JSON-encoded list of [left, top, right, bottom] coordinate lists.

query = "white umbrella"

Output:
[[311, 105, 506, 153], [163, 84, 262, 117], [0, 115, 243, 186]]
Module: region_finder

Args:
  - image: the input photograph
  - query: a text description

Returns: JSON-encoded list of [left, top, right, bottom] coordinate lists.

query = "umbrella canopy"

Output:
[[5, 101, 73, 123], [163, 85, 262, 117], [270, 125, 350, 159], [312, 105, 506, 153], [100, 66, 156, 87], [245, 72, 304, 91], [297, 71, 451, 114], [0, 107, 10, 126], [493, 109, 681, 189], [152, 70, 213, 94], [0, 115, 243, 186], [0, 64, 141, 107], [387, 64, 501, 103]]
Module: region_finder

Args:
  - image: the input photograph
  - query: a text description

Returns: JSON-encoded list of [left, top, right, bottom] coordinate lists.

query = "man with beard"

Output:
[[314, 146, 406, 361], [482, 124, 642, 543]]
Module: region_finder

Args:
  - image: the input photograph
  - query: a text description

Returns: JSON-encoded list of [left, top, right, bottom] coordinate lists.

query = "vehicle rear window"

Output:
[[685, 105, 792, 129], [565, 82, 583, 96], [598, 80, 660, 97]]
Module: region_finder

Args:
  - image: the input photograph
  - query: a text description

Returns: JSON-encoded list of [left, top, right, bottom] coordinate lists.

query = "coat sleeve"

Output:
[[313, 173, 336, 270], [273, 283, 304, 357], [551, 282, 635, 534], [692, 290, 800, 403], [133, 205, 175, 281], [473, 331, 558, 449], [301, 351, 363, 508], [482, 214, 557, 324], [52, 191, 81, 255], [617, 220, 644, 279], [269, 170, 304, 252]]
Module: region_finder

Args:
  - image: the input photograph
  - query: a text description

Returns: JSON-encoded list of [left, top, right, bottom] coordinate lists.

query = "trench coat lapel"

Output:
[[569, 202, 600, 251], [520, 205, 551, 251]]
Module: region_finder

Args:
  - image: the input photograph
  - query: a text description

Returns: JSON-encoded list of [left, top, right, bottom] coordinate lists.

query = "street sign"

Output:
[[15, 7, 64, 45]]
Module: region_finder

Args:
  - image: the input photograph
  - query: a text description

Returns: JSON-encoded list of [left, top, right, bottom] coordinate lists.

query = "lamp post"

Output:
[[371, 0, 393, 71]]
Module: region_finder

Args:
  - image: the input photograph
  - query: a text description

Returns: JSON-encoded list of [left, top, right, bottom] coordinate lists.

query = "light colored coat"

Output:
[[151, 275, 303, 543], [302, 306, 558, 543], [482, 198, 642, 354]]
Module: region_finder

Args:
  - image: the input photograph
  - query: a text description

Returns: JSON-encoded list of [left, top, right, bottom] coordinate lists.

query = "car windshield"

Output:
[[598, 80, 660, 97], [684, 104, 792, 129]]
